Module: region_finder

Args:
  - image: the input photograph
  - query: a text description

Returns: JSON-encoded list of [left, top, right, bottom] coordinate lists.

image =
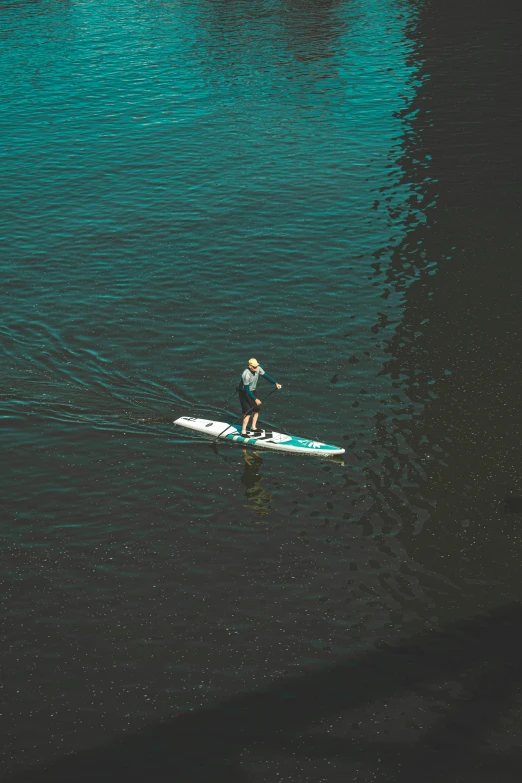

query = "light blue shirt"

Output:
[[241, 365, 265, 392], [239, 366, 277, 399]]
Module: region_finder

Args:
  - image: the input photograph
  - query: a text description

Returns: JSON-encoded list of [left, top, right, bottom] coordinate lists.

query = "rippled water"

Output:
[[2, 1, 522, 780]]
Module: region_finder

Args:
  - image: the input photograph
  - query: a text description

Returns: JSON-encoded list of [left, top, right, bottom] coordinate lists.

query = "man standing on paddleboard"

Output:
[[238, 358, 282, 437]]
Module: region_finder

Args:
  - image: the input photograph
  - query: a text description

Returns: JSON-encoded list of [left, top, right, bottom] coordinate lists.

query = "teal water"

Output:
[[2, 1, 522, 780]]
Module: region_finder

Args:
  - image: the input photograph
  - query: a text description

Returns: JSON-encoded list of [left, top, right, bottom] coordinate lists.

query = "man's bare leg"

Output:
[[241, 414, 251, 435]]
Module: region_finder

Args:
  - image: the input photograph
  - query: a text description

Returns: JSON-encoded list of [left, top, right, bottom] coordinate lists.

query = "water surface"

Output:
[[2, 0, 522, 780]]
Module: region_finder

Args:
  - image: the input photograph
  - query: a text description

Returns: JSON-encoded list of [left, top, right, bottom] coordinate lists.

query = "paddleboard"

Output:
[[174, 416, 345, 456]]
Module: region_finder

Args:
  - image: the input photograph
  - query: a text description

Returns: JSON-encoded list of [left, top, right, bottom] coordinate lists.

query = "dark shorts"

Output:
[[239, 390, 259, 415]]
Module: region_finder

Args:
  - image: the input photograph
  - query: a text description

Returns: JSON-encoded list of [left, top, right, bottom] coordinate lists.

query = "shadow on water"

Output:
[[7, 602, 522, 782], [371, 0, 522, 574], [279, 0, 343, 63]]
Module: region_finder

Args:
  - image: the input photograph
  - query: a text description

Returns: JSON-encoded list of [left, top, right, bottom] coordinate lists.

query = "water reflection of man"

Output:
[[241, 449, 272, 517]]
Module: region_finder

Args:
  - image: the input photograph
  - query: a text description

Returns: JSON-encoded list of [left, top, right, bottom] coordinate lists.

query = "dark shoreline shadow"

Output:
[[6, 602, 522, 782]]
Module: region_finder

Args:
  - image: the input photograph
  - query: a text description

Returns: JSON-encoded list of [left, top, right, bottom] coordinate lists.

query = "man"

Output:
[[238, 358, 282, 437]]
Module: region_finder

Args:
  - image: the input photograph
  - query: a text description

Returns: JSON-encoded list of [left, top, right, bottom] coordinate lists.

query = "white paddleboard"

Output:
[[174, 416, 345, 456]]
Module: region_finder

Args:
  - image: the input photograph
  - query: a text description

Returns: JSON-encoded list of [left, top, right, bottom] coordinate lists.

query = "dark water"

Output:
[[2, 0, 522, 780]]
